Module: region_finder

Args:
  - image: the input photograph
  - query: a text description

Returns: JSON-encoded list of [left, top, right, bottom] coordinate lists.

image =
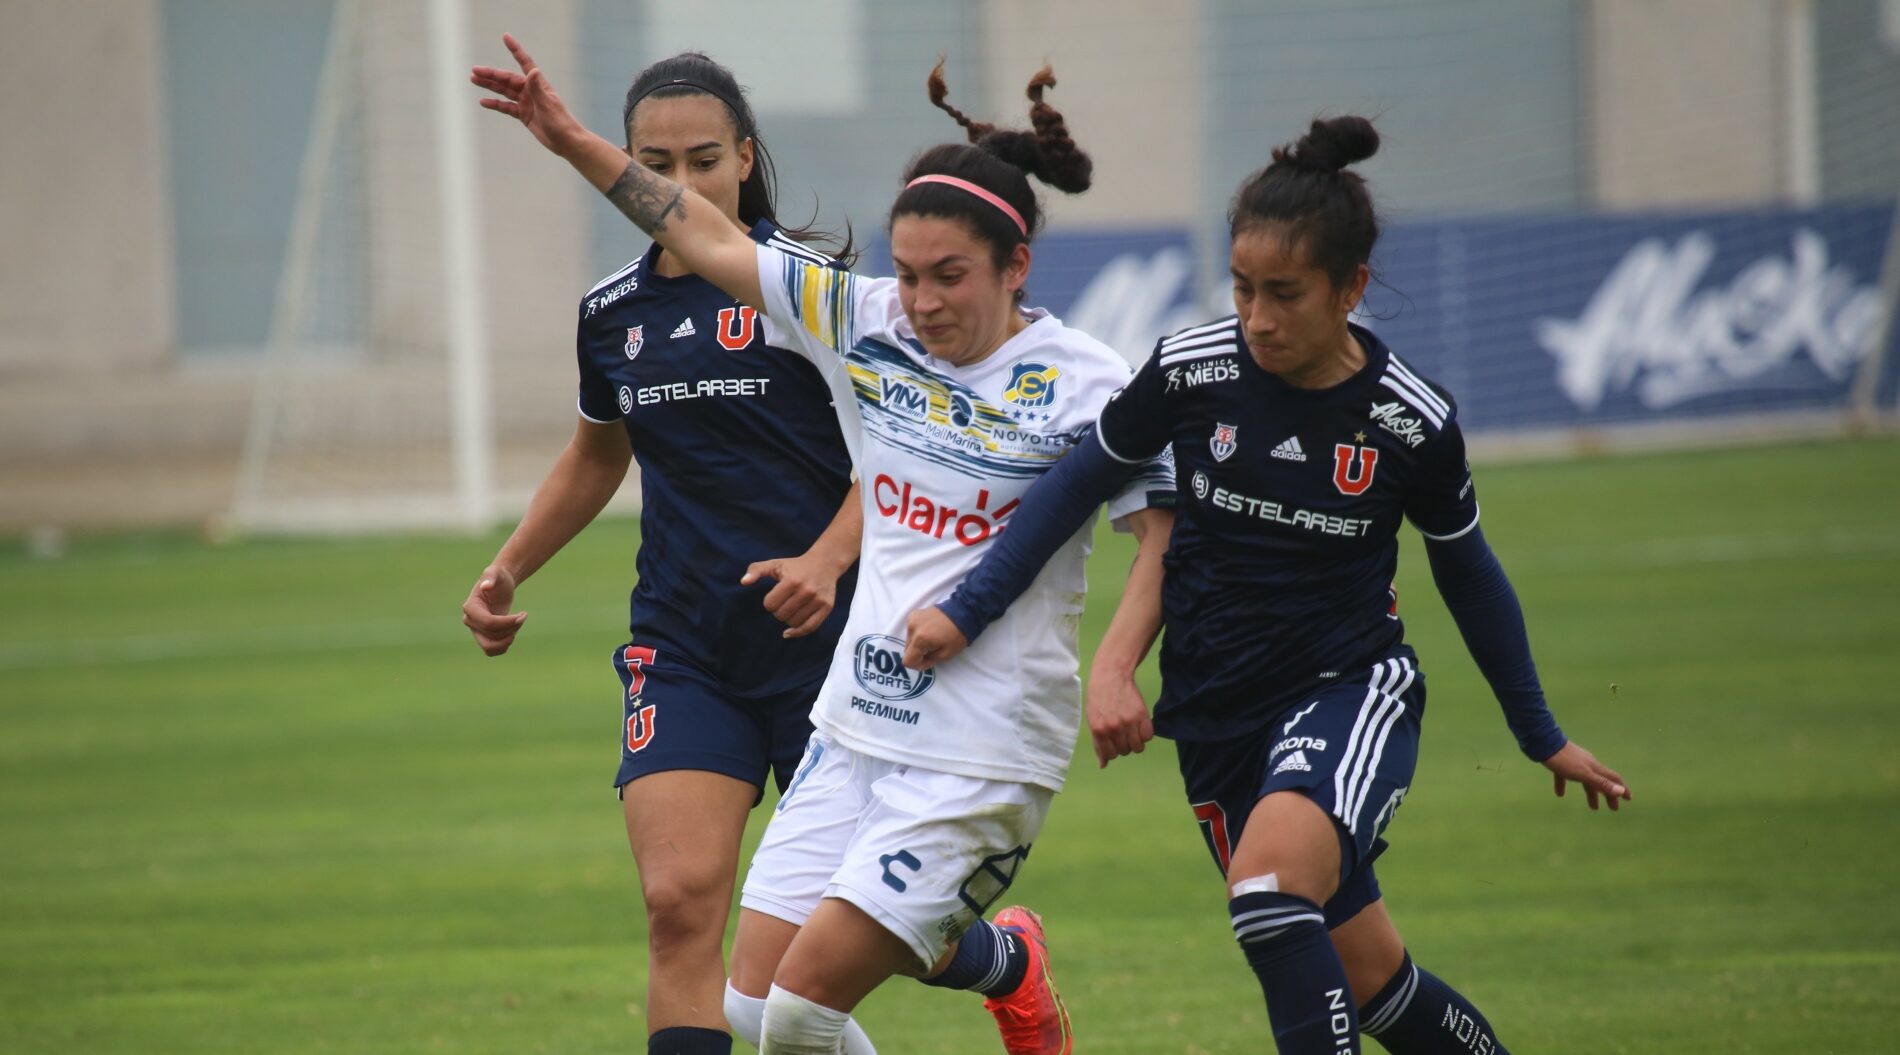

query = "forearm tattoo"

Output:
[[604, 161, 686, 235]]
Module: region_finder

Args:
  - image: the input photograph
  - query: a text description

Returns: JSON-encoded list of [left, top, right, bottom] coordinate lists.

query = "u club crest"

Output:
[[1209, 422, 1238, 462], [625, 325, 644, 360], [1332, 439, 1379, 495]]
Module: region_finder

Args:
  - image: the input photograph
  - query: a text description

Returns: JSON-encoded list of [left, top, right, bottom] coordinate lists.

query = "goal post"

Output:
[[231, 0, 495, 535], [1850, 180, 1900, 427], [429, 0, 494, 531]]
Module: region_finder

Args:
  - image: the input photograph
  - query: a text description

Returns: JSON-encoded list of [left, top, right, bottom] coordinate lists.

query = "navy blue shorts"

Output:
[[1177, 654, 1425, 928], [611, 639, 821, 804]]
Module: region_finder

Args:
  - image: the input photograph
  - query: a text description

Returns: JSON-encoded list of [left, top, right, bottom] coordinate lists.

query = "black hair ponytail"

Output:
[[1229, 115, 1382, 288], [623, 53, 855, 265]]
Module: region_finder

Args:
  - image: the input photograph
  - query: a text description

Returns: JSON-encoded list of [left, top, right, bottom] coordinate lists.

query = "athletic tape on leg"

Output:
[[1230, 872, 1281, 898]]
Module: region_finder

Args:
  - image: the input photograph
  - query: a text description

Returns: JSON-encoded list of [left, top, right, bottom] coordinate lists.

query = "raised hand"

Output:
[[470, 33, 586, 157], [1542, 740, 1631, 812], [462, 564, 528, 656]]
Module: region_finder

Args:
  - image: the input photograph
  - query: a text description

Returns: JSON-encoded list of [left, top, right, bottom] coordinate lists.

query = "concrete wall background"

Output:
[[0, 0, 174, 377], [1589, 0, 1787, 207]]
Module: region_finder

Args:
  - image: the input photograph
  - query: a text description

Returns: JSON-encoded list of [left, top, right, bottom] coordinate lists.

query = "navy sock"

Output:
[[919, 918, 1027, 997], [1231, 890, 1359, 1054], [1359, 952, 1509, 1055], [647, 1025, 731, 1055]]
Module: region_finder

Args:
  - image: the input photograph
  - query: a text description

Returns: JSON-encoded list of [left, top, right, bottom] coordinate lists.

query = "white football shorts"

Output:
[[739, 731, 1055, 968]]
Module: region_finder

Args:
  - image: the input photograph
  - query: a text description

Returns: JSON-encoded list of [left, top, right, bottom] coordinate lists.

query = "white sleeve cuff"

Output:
[[1417, 506, 1480, 542], [1093, 413, 1143, 465], [577, 395, 621, 425]]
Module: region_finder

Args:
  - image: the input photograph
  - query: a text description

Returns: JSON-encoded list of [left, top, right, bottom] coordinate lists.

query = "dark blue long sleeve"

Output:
[[938, 428, 1141, 643], [1423, 525, 1567, 761]]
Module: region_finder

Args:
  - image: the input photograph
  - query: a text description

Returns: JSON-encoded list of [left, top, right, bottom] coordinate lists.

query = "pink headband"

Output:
[[904, 175, 1028, 237]]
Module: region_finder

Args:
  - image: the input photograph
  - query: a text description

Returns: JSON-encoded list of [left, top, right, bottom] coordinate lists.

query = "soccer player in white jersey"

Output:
[[474, 39, 1173, 1055]]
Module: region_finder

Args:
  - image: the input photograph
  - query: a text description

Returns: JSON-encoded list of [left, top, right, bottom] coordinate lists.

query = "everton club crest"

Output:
[[1210, 422, 1238, 462], [1003, 361, 1061, 409], [625, 325, 644, 361]]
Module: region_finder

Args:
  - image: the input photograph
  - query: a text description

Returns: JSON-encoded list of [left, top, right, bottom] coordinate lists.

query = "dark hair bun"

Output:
[[1015, 66, 1092, 194], [1230, 113, 1382, 287], [1274, 115, 1380, 173], [975, 131, 1043, 177], [926, 60, 1092, 196]]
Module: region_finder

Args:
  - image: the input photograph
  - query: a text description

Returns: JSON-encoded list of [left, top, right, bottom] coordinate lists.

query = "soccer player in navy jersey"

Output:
[[904, 116, 1633, 1055], [476, 38, 1178, 1055], [459, 53, 865, 1055]]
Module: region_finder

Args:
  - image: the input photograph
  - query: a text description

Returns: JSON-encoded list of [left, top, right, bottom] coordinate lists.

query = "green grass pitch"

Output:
[[4, 437, 1899, 1053]]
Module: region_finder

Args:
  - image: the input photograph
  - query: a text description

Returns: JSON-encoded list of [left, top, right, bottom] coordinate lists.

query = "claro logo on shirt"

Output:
[[872, 474, 1018, 546]]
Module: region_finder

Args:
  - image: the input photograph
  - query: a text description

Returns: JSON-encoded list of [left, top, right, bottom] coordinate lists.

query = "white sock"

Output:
[[842, 1011, 878, 1055], [728, 980, 877, 1054], [760, 984, 849, 1055], [724, 981, 766, 1048]]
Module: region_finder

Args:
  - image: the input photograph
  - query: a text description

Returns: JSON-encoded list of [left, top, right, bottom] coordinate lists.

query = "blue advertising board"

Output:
[[872, 203, 1895, 434], [1364, 203, 1895, 431]]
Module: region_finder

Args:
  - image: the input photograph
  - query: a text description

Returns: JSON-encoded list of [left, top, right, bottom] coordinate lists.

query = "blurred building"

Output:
[[3, 0, 1897, 530]]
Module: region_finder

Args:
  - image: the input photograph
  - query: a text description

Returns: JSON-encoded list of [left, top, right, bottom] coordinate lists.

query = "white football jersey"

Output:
[[755, 244, 1174, 791]]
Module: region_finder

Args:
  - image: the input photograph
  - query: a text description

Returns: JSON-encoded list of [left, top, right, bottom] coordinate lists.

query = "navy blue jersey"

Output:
[[576, 220, 856, 697], [1097, 318, 1478, 740]]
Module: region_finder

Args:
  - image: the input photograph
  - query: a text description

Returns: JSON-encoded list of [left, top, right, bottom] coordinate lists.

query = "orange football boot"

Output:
[[982, 906, 1073, 1055]]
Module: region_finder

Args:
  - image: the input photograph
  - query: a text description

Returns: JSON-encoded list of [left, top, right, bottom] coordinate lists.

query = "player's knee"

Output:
[[1230, 795, 1344, 903], [723, 980, 765, 1048], [640, 869, 728, 952], [1230, 861, 1334, 905], [761, 983, 849, 1054], [1228, 874, 1329, 961]]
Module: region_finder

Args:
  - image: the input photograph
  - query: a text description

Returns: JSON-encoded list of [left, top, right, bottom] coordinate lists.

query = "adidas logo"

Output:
[[670, 318, 696, 339], [1272, 749, 1313, 775], [1270, 436, 1307, 462]]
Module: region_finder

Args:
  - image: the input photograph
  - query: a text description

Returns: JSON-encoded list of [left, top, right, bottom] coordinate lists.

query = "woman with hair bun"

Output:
[[475, 38, 1172, 1055], [906, 115, 1632, 1055], [459, 48, 863, 1055]]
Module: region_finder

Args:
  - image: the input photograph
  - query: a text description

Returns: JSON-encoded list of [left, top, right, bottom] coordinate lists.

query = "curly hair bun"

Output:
[[1275, 115, 1380, 173], [927, 60, 1092, 195], [927, 59, 995, 142], [1019, 65, 1092, 193]]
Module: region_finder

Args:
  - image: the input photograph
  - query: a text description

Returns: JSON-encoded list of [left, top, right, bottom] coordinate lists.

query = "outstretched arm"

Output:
[[902, 427, 1141, 669], [471, 34, 763, 307], [1424, 526, 1631, 811]]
